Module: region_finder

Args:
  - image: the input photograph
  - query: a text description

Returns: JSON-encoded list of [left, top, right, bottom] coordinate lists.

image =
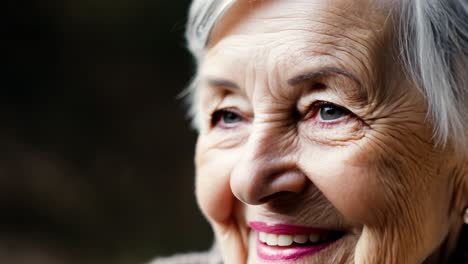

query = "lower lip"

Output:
[[256, 233, 334, 261]]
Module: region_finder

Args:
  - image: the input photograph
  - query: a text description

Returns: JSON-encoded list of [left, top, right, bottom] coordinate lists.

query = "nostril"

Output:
[[258, 191, 295, 204]]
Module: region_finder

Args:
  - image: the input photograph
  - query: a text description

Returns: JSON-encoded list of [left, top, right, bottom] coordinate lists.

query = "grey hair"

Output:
[[183, 0, 235, 129], [185, 0, 468, 154], [185, 0, 235, 62], [399, 0, 468, 154]]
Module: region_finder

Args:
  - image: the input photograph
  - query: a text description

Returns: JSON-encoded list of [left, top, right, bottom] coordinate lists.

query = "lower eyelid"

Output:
[[317, 116, 361, 130]]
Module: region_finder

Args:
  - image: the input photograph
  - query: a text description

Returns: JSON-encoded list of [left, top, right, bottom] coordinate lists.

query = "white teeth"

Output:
[[259, 232, 326, 246], [293, 234, 308, 244], [277, 235, 293, 246], [266, 233, 278, 246], [309, 234, 320, 243]]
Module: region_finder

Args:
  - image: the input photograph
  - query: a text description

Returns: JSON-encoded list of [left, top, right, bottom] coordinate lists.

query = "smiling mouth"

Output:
[[258, 230, 343, 246], [250, 222, 345, 261]]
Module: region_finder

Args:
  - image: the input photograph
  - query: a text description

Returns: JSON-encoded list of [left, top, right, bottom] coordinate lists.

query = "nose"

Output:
[[230, 127, 308, 205]]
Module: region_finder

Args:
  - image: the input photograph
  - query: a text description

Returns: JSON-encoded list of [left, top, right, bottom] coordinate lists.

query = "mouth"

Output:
[[249, 221, 345, 261]]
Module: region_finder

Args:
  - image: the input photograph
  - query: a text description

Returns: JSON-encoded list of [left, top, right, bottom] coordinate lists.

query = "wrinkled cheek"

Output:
[[301, 151, 386, 225], [326, 165, 385, 224], [302, 152, 409, 262], [195, 141, 239, 223], [195, 163, 234, 223]]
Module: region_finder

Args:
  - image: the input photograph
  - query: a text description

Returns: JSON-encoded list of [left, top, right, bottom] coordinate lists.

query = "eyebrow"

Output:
[[287, 67, 362, 88], [206, 67, 364, 96], [207, 78, 240, 89]]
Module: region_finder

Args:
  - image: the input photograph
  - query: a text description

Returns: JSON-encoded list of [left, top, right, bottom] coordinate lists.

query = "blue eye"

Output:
[[221, 111, 242, 124], [318, 103, 349, 121], [211, 109, 243, 128]]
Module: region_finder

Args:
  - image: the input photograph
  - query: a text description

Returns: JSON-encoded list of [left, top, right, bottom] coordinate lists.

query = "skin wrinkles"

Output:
[[246, 25, 374, 66], [350, 114, 452, 263], [361, 74, 427, 125], [445, 166, 468, 261], [247, 125, 300, 166], [301, 6, 390, 91], [364, 93, 434, 154], [301, 127, 366, 146], [293, 24, 377, 69], [291, 68, 369, 108], [204, 31, 375, 105], [207, 10, 384, 101], [194, 0, 466, 264], [362, 111, 437, 184], [247, 183, 360, 232], [295, 47, 377, 107], [198, 93, 250, 149]]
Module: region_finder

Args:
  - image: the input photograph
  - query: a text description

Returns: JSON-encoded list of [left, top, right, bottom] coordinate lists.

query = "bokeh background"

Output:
[[3, 0, 212, 263]]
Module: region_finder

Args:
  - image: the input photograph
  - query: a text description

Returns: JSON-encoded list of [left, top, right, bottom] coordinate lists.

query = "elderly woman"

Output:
[[154, 0, 468, 263]]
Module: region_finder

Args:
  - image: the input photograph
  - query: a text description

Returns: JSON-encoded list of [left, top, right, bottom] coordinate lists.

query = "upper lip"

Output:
[[249, 221, 331, 235]]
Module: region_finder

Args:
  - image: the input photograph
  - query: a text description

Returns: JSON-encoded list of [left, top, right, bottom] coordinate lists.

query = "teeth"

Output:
[[258, 232, 326, 246], [293, 234, 308, 244], [309, 234, 320, 243], [277, 235, 293, 246], [266, 233, 278, 246]]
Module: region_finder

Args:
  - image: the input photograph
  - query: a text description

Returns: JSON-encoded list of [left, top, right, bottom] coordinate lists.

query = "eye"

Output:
[[211, 109, 243, 128], [305, 101, 352, 124], [319, 103, 350, 121]]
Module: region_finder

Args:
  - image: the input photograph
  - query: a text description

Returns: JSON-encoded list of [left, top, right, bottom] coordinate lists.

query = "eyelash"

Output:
[[305, 101, 352, 121], [305, 101, 358, 130]]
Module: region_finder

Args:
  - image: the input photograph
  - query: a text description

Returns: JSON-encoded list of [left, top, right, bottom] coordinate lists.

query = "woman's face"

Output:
[[194, 0, 462, 263]]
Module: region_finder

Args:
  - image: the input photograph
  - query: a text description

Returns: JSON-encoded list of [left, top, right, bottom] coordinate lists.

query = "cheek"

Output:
[[195, 136, 241, 223], [300, 133, 453, 262], [299, 144, 386, 224]]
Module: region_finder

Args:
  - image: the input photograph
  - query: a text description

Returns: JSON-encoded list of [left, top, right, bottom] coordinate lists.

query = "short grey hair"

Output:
[[185, 0, 468, 154], [185, 0, 235, 62]]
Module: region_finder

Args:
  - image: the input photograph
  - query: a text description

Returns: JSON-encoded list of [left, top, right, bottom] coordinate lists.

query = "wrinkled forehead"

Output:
[[197, 0, 395, 102], [207, 0, 390, 50]]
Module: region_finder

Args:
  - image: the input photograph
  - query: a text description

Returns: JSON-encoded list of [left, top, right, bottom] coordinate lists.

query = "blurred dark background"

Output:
[[2, 0, 212, 263]]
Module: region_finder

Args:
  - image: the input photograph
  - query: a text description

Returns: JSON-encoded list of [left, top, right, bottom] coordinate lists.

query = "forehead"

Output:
[[199, 0, 391, 99], [206, 0, 389, 53], [208, 0, 386, 38]]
